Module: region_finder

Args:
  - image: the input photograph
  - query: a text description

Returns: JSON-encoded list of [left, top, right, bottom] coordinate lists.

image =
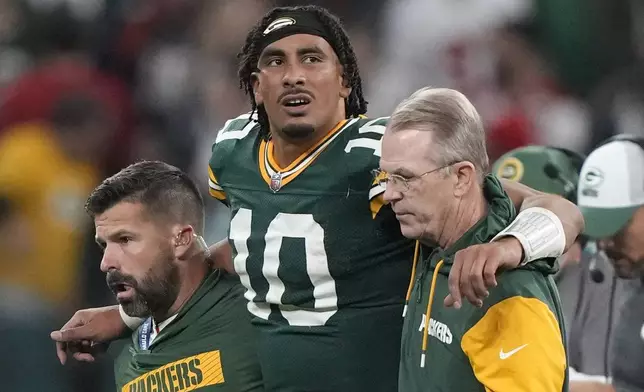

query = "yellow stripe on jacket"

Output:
[[461, 296, 567, 392]]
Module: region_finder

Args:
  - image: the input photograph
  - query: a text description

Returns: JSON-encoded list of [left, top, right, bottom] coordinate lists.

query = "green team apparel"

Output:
[[399, 175, 569, 391], [114, 270, 263, 392], [492, 145, 582, 202], [208, 113, 414, 392]]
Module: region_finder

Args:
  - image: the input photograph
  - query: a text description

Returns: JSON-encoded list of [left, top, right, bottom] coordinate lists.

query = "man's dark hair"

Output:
[[238, 5, 368, 140], [85, 161, 205, 233]]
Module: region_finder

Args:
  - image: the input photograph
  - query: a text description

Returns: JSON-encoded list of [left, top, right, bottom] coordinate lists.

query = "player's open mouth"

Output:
[[284, 98, 310, 106], [113, 283, 135, 300], [281, 94, 311, 115]]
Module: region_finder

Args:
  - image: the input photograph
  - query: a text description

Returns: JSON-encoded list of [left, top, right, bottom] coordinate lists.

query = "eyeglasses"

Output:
[[371, 163, 454, 192]]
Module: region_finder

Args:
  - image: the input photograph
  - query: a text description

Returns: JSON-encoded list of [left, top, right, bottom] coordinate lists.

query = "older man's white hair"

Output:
[[388, 87, 489, 183]]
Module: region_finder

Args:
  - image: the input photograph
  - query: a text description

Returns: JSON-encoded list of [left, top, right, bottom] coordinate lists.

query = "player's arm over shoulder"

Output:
[[208, 112, 259, 206], [461, 277, 567, 392], [499, 177, 584, 252]]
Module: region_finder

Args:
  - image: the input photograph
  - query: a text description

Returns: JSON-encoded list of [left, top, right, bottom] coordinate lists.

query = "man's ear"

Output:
[[251, 72, 263, 105], [338, 66, 351, 99], [340, 84, 352, 99], [174, 226, 195, 260], [452, 161, 477, 197]]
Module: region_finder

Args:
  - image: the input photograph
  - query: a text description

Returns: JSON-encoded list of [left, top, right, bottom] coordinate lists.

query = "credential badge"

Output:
[[270, 172, 283, 193]]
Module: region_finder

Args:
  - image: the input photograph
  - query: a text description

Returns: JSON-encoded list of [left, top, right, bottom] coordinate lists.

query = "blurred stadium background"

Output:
[[0, 0, 640, 390]]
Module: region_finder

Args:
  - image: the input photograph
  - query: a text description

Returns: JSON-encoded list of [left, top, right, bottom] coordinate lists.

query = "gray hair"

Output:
[[388, 87, 489, 183]]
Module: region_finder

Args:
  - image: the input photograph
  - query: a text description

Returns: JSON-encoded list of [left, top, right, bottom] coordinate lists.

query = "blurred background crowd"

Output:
[[0, 0, 641, 390]]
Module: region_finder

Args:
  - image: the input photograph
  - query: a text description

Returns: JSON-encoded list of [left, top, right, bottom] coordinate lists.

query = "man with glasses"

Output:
[[380, 87, 568, 391]]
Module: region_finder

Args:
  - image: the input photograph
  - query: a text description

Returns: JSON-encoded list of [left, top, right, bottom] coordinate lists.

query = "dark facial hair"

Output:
[[106, 254, 180, 319], [280, 123, 316, 140]]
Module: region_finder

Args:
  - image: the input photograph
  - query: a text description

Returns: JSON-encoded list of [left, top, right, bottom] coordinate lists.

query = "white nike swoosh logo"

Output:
[[499, 344, 528, 360]]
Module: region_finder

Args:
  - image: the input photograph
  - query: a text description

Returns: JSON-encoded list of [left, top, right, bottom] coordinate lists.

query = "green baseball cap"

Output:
[[492, 145, 583, 202]]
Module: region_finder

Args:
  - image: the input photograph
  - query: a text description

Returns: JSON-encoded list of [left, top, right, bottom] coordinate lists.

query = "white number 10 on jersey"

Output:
[[229, 208, 339, 327]]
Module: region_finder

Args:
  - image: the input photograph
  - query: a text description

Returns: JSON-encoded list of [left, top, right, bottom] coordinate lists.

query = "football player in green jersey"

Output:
[[52, 5, 584, 392], [54, 161, 263, 392]]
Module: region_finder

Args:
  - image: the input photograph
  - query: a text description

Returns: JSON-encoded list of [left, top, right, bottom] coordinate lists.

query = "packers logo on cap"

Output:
[[263, 17, 296, 35], [496, 157, 524, 182], [580, 167, 603, 198], [583, 167, 604, 187]]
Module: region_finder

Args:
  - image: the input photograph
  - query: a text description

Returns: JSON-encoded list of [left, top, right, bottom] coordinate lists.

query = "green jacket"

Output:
[[399, 175, 569, 392], [114, 270, 263, 392]]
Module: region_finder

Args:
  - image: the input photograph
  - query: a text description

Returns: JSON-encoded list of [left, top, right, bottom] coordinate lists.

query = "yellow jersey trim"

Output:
[[207, 166, 227, 203], [369, 171, 388, 218], [258, 119, 349, 189]]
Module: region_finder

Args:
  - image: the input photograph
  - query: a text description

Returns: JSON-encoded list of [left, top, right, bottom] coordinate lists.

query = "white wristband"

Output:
[[491, 207, 566, 265], [119, 305, 145, 330]]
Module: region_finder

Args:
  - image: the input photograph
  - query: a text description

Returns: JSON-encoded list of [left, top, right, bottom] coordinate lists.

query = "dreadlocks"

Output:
[[237, 5, 368, 141]]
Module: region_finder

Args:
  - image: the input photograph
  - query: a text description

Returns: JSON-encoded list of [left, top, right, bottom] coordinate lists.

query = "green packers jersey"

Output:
[[114, 270, 263, 392], [208, 114, 414, 392]]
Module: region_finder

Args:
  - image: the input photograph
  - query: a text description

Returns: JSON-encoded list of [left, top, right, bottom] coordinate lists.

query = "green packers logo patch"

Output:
[[496, 157, 524, 182]]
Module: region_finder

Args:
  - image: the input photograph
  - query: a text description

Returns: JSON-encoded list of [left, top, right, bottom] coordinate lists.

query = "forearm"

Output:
[[501, 178, 585, 251], [519, 194, 583, 251], [207, 239, 235, 274]]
